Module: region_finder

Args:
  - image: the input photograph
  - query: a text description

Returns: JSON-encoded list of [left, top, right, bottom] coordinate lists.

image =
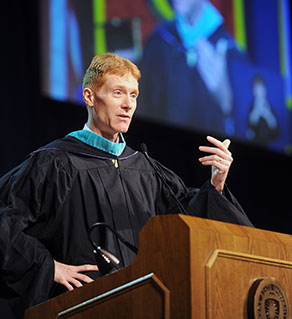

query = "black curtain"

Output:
[[0, 0, 291, 234], [0, 1, 38, 172]]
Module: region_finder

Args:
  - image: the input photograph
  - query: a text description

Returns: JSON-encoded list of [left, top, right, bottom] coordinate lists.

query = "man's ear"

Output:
[[83, 88, 95, 107]]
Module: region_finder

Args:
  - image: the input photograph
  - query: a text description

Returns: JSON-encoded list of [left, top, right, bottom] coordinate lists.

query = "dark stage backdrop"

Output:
[[0, 0, 291, 235]]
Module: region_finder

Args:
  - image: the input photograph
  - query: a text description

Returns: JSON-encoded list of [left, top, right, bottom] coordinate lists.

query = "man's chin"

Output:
[[117, 124, 131, 134]]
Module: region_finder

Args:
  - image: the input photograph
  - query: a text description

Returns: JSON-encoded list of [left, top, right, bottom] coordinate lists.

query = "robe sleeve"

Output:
[[0, 151, 75, 311], [153, 160, 253, 227], [187, 180, 254, 226]]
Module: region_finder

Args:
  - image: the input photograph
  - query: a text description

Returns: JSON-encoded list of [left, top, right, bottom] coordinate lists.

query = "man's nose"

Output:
[[122, 95, 135, 109]]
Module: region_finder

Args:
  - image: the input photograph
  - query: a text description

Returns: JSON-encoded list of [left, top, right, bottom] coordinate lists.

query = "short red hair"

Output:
[[82, 53, 141, 90]]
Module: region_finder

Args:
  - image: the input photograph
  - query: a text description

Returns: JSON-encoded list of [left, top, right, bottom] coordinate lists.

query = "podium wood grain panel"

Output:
[[57, 273, 169, 319], [205, 250, 292, 318], [25, 215, 292, 319]]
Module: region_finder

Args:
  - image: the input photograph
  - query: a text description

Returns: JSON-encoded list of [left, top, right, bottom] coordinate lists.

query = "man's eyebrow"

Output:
[[112, 84, 139, 93]]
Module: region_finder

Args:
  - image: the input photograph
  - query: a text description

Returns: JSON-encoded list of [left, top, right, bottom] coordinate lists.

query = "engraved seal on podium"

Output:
[[247, 277, 290, 319]]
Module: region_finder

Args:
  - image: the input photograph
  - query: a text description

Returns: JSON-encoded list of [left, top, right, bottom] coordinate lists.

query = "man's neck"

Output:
[[84, 123, 120, 143]]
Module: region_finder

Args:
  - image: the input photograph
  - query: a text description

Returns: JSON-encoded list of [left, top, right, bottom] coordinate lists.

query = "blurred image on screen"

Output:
[[40, 0, 292, 153]]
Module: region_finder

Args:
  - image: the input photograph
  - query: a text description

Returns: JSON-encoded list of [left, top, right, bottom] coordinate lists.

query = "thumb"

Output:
[[223, 139, 231, 149]]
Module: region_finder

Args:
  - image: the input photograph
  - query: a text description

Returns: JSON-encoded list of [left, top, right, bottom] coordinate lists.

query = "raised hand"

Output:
[[198, 136, 233, 192]]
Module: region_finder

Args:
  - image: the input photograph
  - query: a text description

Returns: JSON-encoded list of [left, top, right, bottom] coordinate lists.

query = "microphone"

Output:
[[140, 143, 188, 215], [88, 222, 138, 275]]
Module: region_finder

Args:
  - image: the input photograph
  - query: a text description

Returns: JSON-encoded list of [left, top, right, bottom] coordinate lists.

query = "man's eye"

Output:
[[114, 90, 122, 96]]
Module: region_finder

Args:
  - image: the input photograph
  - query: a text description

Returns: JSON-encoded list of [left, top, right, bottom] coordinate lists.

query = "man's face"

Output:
[[84, 73, 139, 142]]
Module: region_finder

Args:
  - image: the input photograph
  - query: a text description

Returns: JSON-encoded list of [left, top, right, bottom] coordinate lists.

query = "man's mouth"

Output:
[[117, 114, 131, 119]]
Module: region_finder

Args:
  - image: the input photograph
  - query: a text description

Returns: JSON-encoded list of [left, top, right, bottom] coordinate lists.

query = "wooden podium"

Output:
[[25, 215, 292, 318]]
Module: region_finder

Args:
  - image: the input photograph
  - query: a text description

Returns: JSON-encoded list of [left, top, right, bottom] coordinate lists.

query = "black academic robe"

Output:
[[137, 21, 247, 134], [0, 136, 253, 318]]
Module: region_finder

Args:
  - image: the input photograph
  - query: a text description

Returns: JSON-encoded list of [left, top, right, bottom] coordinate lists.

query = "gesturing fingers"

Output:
[[199, 136, 231, 155], [198, 136, 233, 192], [198, 146, 232, 163], [199, 154, 231, 171], [207, 136, 230, 150], [222, 138, 231, 149], [198, 136, 233, 170]]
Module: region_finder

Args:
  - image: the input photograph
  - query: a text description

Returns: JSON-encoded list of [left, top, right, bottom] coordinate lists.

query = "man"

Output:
[[0, 53, 252, 319], [138, 0, 248, 135]]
